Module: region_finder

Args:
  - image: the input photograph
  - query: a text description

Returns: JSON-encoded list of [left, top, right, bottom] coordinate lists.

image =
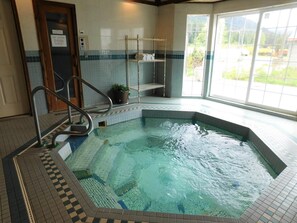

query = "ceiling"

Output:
[[127, 0, 227, 6]]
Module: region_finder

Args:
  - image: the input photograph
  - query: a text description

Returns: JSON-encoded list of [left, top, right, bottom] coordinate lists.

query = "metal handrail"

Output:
[[54, 71, 65, 93], [31, 86, 93, 147], [66, 76, 113, 123]]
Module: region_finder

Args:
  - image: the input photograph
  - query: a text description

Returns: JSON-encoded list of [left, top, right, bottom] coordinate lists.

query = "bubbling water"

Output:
[[67, 118, 276, 217]]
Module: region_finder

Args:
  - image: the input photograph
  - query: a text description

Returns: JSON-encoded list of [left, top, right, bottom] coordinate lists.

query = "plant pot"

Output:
[[113, 91, 129, 104]]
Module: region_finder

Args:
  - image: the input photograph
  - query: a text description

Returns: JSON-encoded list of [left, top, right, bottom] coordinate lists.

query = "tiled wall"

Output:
[[19, 0, 160, 113], [26, 51, 48, 114], [19, 0, 186, 113], [19, 0, 294, 114], [79, 50, 127, 107], [25, 50, 185, 113]]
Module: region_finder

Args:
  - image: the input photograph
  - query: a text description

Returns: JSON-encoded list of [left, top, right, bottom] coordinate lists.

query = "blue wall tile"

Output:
[[25, 50, 185, 112]]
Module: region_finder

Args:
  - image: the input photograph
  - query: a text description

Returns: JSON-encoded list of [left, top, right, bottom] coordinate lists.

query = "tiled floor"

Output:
[[0, 113, 67, 223], [1, 97, 297, 223]]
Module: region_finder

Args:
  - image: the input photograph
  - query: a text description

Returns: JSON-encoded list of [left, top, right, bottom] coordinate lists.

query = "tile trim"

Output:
[[12, 103, 297, 223], [25, 50, 185, 62]]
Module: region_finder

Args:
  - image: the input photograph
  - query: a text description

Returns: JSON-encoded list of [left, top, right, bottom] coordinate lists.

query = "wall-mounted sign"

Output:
[[50, 35, 67, 47], [52, 29, 63, 35]]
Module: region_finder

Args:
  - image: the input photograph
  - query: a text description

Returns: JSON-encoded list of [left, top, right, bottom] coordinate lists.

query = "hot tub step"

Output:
[[79, 177, 122, 209], [73, 169, 92, 180], [114, 180, 137, 196]]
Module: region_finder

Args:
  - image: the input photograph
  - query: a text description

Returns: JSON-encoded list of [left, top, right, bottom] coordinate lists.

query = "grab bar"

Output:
[[31, 86, 93, 147], [66, 76, 113, 123]]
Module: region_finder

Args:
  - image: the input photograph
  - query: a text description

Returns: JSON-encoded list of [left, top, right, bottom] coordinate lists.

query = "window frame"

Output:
[[208, 4, 297, 116]]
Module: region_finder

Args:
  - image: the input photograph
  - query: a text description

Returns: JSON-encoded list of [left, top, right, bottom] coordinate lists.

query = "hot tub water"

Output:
[[66, 118, 276, 217]]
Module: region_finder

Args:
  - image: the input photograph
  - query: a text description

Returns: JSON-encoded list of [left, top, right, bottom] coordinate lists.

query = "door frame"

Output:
[[32, 0, 83, 112]]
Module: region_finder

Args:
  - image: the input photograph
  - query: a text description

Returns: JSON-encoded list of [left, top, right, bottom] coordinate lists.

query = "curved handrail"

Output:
[[31, 86, 93, 147], [66, 76, 113, 123]]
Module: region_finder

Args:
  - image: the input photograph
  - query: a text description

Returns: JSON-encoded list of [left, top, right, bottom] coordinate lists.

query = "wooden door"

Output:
[[36, 1, 81, 111], [0, 0, 29, 118]]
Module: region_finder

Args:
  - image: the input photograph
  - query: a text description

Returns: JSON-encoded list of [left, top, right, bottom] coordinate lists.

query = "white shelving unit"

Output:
[[125, 35, 166, 103]]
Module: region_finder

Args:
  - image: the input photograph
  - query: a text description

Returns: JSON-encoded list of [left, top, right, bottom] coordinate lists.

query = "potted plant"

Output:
[[111, 84, 130, 104]]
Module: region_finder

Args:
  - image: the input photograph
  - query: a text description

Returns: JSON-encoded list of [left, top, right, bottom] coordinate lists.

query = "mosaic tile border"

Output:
[[12, 103, 297, 223], [2, 115, 70, 223], [35, 106, 153, 223], [40, 149, 149, 223], [36, 105, 238, 223], [40, 150, 89, 223]]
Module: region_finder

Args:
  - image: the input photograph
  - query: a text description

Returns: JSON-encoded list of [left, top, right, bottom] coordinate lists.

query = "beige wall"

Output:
[[16, 0, 157, 51], [15, 0, 39, 50], [156, 4, 175, 50]]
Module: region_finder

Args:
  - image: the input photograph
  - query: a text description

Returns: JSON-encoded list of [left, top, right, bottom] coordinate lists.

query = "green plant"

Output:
[[222, 68, 250, 81], [191, 48, 204, 67], [111, 84, 129, 93], [222, 66, 297, 87], [255, 66, 297, 87], [111, 84, 130, 104]]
